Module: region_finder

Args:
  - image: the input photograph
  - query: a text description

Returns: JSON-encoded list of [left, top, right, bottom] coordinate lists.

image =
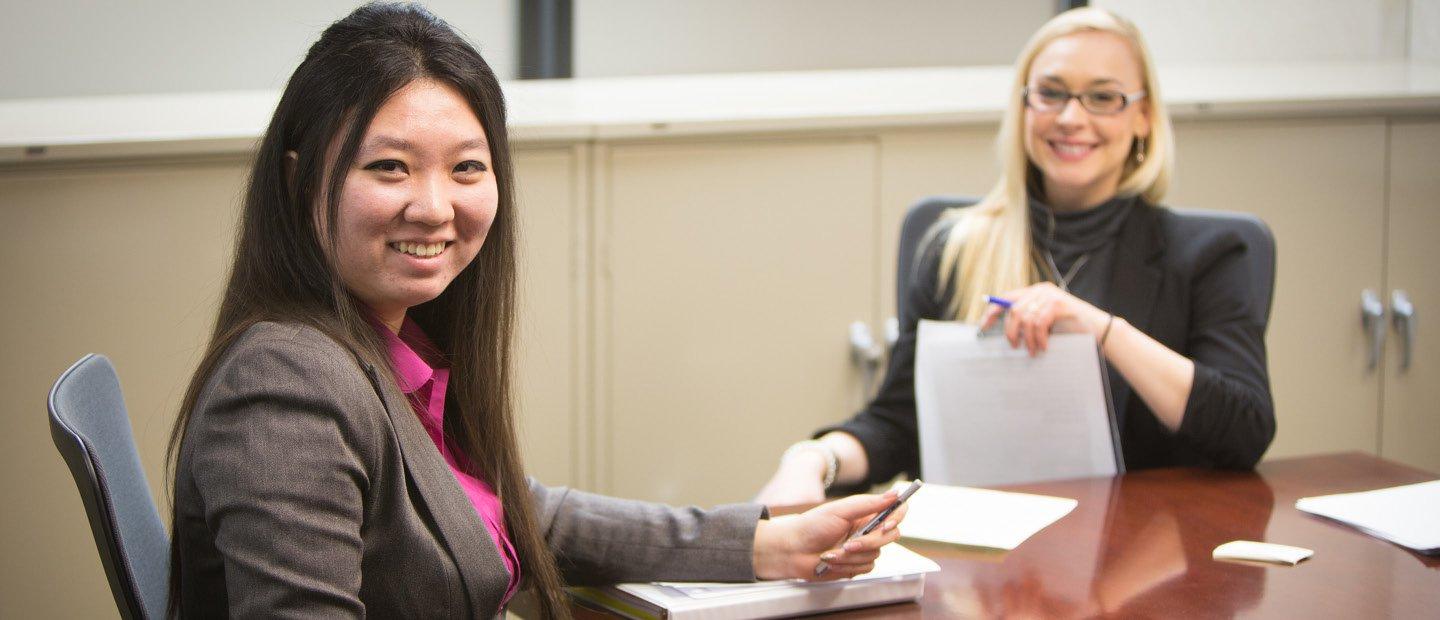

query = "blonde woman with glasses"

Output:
[[758, 7, 1275, 505]]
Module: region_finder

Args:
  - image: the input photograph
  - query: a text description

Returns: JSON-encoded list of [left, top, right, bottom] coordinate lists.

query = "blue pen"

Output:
[[985, 295, 1013, 309]]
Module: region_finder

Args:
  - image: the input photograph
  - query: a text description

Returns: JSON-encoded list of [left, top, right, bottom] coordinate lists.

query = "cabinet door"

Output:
[[0, 160, 248, 619], [1168, 118, 1388, 459], [1381, 119, 1440, 473], [598, 137, 878, 506], [877, 127, 999, 320], [512, 146, 587, 488]]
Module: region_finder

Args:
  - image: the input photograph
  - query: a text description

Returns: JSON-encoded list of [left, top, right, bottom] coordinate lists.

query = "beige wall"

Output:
[[574, 0, 1053, 77], [1095, 0, 1411, 63], [11, 1, 1434, 101], [0, 0, 515, 99], [1414, 0, 1440, 62]]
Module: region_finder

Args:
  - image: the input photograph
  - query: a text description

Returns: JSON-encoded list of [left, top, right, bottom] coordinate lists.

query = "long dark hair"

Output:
[[165, 3, 569, 617]]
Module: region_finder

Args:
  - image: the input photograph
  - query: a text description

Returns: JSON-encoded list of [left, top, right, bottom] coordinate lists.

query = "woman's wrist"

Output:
[[1083, 306, 1112, 336], [1099, 316, 1128, 355], [751, 516, 796, 580], [780, 442, 832, 486]]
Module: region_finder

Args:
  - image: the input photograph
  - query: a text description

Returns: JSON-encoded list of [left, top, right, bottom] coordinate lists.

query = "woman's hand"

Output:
[[754, 450, 829, 507], [752, 492, 907, 581], [979, 282, 1110, 356]]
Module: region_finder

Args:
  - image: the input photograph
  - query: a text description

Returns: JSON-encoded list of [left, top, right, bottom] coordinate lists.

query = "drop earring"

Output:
[[1134, 136, 1147, 164]]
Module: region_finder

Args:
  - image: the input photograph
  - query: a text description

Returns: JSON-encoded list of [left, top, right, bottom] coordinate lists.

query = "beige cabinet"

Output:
[[0, 158, 248, 619], [512, 146, 589, 488], [594, 136, 879, 507], [1166, 118, 1390, 460], [1381, 119, 1440, 472]]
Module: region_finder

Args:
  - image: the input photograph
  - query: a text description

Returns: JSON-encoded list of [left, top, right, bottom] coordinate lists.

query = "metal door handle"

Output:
[[1392, 290, 1415, 372], [849, 321, 884, 403], [1362, 290, 1386, 371], [849, 321, 882, 366]]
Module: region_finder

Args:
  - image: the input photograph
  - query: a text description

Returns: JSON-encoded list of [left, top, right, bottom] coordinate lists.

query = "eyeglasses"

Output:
[[1023, 85, 1146, 115]]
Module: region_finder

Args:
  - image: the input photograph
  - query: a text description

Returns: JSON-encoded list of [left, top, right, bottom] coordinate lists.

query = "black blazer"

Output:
[[822, 203, 1276, 485]]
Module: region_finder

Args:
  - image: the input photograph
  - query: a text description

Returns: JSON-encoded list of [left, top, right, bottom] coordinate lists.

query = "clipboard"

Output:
[[914, 319, 1124, 487]]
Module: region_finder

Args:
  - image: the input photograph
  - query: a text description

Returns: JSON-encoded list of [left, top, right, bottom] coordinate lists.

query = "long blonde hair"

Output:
[[938, 7, 1174, 322]]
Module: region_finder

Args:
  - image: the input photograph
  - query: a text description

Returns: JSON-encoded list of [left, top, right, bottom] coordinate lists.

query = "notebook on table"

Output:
[[568, 543, 940, 619]]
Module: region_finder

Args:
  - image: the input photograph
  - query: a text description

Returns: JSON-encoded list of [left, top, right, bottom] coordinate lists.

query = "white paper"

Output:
[[1212, 540, 1314, 565], [888, 479, 1077, 550], [1296, 479, 1440, 553], [914, 320, 1120, 487]]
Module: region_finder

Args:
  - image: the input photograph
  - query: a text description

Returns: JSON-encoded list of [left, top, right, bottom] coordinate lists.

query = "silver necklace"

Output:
[[1044, 250, 1090, 292], [1038, 209, 1090, 293]]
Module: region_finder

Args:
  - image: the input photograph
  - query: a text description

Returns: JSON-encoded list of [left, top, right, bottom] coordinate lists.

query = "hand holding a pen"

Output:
[[982, 282, 1113, 356], [751, 490, 909, 581]]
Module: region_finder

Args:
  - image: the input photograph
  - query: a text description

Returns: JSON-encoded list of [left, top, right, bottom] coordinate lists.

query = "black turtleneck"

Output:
[[1028, 195, 1136, 307]]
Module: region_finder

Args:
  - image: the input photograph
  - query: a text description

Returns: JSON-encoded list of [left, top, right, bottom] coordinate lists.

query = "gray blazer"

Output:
[[173, 322, 763, 618]]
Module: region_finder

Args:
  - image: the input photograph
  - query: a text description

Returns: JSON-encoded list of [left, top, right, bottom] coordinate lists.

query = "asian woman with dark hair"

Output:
[[167, 4, 905, 617]]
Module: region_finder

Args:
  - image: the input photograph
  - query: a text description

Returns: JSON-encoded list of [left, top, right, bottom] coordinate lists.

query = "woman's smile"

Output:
[[1048, 139, 1100, 162], [388, 240, 451, 259]]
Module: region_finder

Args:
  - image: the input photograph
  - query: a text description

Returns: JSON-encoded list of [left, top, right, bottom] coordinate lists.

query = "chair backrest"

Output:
[[1171, 208, 1278, 324], [48, 354, 169, 620], [896, 196, 976, 320], [897, 200, 1277, 325]]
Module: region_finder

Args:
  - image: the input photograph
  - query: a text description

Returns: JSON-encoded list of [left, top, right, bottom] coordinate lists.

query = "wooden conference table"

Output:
[[576, 452, 1439, 618]]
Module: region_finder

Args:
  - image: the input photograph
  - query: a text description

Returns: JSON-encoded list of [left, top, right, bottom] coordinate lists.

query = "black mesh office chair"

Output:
[[48, 354, 169, 620]]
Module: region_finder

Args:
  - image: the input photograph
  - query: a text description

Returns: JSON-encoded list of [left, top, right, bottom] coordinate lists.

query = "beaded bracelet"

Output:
[[783, 440, 838, 489]]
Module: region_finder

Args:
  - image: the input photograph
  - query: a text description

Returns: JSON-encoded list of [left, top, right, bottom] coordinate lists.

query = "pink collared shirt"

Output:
[[374, 317, 521, 606]]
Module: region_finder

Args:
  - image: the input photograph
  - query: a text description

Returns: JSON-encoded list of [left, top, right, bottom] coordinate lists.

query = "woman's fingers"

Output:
[[1023, 302, 1042, 354], [799, 496, 912, 581], [811, 562, 875, 581], [979, 304, 1003, 331], [1005, 301, 1025, 347], [834, 502, 906, 553], [814, 491, 897, 525], [1033, 303, 1056, 353], [999, 285, 1073, 355], [821, 548, 882, 567]]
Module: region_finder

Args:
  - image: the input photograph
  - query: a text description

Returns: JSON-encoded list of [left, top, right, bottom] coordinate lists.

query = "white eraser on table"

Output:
[[1212, 540, 1313, 566]]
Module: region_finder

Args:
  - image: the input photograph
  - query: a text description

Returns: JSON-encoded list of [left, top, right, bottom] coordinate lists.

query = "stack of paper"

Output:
[[915, 320, 1122, 487], [569, 544, 939, 619], [889, 480, 1077, 551], [1296, 479, 1440, 555]]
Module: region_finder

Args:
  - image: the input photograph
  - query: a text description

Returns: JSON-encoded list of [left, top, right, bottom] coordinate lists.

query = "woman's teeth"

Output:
[[1052, 142, 1094, 157], [391, 241, 446, 257]]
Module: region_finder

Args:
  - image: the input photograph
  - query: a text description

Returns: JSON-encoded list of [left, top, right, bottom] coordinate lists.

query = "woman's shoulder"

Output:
[[1146, 204, 1269, 266], [203, 320, 378, 412], [231, 320, 350, 353], [220, 320, 365, 374]]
